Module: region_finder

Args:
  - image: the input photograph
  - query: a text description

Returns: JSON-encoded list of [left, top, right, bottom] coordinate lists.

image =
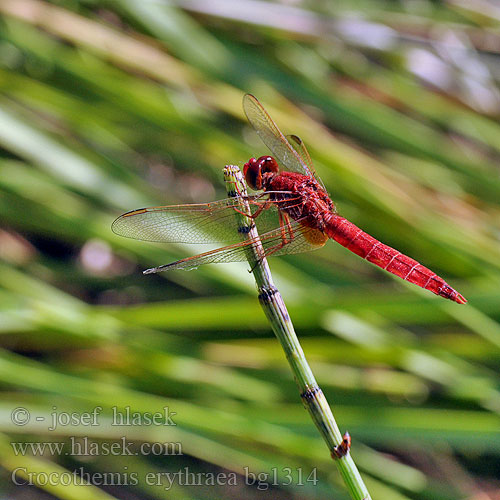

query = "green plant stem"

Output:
[[224, 165, 371, 500]]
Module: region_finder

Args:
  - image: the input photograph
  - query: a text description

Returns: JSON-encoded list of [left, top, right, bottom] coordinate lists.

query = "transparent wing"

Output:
[[286, 134, 313, 173], [243, 94, 317, 179], [143, 220, 328, 273], [112, 196, 299, 244], [287, 134, 327, 190]]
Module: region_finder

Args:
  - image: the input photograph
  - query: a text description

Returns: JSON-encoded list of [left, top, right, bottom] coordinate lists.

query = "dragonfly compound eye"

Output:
[[259, 156, 279, 175], [243, 157, 263, 190]]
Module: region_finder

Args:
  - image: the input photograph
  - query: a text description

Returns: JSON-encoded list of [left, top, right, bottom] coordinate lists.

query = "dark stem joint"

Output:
[[331, 432, 351, 460], [300, 386, 322, 402], [258, 286, 278, 303], [238, 224, 254, 234]]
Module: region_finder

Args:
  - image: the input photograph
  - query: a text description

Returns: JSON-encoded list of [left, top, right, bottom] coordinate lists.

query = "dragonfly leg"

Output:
[[232, 199, 272, 220], [248, 211, 296, 272], [263, 211, 295, 258]]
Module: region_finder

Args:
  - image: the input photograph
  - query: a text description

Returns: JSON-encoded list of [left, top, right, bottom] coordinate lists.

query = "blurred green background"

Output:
[[1, 0, 499, 499]]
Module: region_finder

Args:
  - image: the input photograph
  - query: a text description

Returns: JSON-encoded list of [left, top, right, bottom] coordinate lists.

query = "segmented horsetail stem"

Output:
[[224, 165, 371, 500]]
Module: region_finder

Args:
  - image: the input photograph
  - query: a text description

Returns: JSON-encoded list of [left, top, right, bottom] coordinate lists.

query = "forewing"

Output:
[[112, 198, 288, 244], [144, 221, 328, 273], [286, 134, 313, 173], [243, 94, 316, 178], [287, 134, 326, 190]]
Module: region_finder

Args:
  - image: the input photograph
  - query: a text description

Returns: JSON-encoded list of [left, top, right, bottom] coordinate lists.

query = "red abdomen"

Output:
[[324, 215, 466, 304]]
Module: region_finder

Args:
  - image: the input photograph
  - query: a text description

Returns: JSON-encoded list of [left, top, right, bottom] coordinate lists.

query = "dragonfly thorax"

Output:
[[243, 156, 279, 190], [267, 171, 336, 232]]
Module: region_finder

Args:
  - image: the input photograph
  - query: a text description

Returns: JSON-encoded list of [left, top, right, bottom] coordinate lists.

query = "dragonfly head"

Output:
[[243, 156, 279, 190]]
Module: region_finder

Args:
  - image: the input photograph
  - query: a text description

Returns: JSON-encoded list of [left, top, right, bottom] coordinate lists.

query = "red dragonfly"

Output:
[[112, 94, 466, 304]]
